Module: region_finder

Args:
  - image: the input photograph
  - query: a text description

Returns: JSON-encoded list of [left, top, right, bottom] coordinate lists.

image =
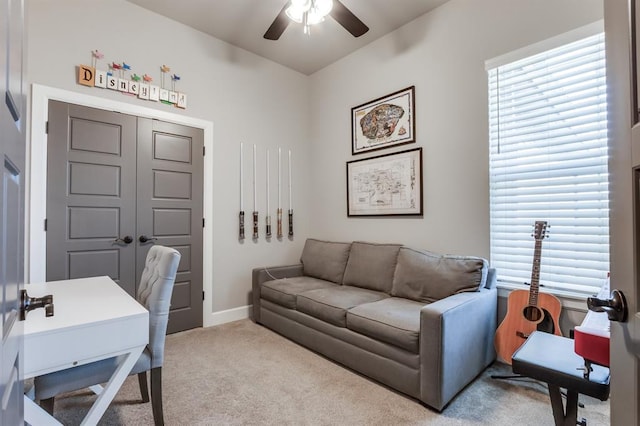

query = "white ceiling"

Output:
[[125, 0, 449, 75]]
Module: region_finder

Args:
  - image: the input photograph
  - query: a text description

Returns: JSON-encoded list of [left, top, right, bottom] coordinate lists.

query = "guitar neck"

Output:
[[529, 238, 542, 306]]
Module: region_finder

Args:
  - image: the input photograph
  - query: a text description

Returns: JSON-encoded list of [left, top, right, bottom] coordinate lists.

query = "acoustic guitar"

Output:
[[494, 220, 562, 364]]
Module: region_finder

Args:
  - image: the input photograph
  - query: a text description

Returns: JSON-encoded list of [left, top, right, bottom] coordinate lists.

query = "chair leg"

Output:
[[39, 397, 55, 415], [138, 371, 150, 403], [150, 367, 164, 426]]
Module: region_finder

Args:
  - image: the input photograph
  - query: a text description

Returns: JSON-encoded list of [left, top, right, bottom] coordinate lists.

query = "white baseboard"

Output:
[[204, 305, 251, 327]]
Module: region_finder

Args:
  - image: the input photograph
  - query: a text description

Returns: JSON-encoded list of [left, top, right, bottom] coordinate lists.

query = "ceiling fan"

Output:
[[264, 0, 369, 40]]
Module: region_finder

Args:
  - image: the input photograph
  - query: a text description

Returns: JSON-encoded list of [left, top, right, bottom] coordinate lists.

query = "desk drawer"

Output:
[[24, 313, 148, 378]]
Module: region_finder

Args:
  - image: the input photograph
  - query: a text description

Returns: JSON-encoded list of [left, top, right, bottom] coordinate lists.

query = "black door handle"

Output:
[[114, 235, 133, 244], [20, 290, 54, 320], [139, 235, 158, 243], [587, 289, 628, 322]]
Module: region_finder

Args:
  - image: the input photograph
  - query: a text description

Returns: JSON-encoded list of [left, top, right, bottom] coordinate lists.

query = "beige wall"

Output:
[[308, 0, 603, 329], [26, 0, 604, 325], [308, 0, 603, 258], [25, 0, 311, 321]]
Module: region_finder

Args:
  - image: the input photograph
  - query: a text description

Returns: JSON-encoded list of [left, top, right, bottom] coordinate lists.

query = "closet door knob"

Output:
[[139, 235, 158, 243], [114, 236, 133, 244]]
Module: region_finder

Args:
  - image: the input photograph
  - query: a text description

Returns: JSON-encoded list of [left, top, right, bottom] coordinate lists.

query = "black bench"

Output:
[[511, 331, 610, 426]]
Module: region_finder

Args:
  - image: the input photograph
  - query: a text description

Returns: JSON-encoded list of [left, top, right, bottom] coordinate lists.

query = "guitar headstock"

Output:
[[532, 221, 549, 241]]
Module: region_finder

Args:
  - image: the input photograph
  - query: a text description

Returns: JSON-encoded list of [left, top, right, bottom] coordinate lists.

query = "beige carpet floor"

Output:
[[47, 319, 609, 425]]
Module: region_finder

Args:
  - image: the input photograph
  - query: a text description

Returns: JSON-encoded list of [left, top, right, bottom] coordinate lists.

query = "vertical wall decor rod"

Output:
[[253, 144, 259, 240], [266, 149, 272, 238], [277, 147, 283, 239], [288, 149, 294, 237], [239, 142, 245, 240]]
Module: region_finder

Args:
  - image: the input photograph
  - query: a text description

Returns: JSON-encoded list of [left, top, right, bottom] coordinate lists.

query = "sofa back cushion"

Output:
[[342, 242, 402, 293], [300, 239, 352, 284], [391, 247, 488, 303]]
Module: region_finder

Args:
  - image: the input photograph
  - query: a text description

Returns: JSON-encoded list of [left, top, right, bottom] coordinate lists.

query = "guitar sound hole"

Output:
[[522, 306, 543, 323], [536, 309, 556, 334]]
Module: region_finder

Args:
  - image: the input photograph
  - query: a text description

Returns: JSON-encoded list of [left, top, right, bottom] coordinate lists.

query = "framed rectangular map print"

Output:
[[347, 148, 422, 216], [351, 86, 415, 155]]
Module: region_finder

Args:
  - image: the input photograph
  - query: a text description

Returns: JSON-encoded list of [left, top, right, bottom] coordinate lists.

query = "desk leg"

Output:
[[24, 394, 63, 426], [80, 345, 144, 426]]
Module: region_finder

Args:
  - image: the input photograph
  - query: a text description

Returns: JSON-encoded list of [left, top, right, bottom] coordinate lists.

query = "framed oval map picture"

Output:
[[351, 86, 415, 155]]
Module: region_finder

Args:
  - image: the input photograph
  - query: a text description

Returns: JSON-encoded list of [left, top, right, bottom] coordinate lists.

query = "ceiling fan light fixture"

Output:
[[312, 0, 333, 18], [286, 0, 333, 26], [291, 0, 311, 9], [285, 7, 304, 23], [265, 0, 365, 41], [286, 0, 310, 23]]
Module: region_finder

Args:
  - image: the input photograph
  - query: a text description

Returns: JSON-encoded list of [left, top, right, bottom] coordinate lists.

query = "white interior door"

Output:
[[0, 0, 25, 423], [604, 1, 640, 425]]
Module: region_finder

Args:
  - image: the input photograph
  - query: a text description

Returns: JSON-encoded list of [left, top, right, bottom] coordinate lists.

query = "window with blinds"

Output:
[[488, 32, 609, 296]]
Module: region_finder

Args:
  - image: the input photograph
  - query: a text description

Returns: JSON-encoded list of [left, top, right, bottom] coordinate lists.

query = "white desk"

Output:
[[23, 276, 149, 425]]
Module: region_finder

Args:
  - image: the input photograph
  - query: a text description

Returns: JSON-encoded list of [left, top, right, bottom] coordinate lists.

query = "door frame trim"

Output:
[[27, 83, 215, 327]]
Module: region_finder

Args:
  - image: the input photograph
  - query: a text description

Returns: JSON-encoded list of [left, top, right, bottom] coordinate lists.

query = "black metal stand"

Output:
[[511, 332, 609, 426], [491, 372, 585, 408], [491, 374, 524, 380]]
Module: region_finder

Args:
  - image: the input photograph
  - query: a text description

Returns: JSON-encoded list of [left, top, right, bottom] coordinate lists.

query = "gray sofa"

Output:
[[252, 239, 497, 411]]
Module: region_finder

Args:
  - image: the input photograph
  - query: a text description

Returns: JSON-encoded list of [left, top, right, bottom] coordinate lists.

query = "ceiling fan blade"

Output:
[[264, 2, 291, 40], [330, 0, 369, 37]]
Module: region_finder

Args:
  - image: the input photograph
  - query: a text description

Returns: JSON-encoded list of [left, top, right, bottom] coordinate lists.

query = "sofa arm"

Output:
[[419, 287, 497, 410], [251, 264, 304, 323]]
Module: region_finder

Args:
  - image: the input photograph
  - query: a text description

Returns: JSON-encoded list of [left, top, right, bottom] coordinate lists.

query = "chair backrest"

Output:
[[137, 245, 181, 369]]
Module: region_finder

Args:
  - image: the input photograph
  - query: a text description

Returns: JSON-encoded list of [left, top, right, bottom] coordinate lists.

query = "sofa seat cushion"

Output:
[[346, 297, 424, 353], [261, 277, 337, 309], [296, 286, 389, 327]]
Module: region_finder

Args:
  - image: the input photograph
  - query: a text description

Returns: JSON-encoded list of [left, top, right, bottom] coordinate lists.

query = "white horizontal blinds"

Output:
[[488, 33, 609, 295]]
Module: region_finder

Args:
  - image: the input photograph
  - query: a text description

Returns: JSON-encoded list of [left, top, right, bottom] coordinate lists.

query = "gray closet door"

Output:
[[46, 101, 138, 295], [46, 102, 204, 332], [137, 119, 203, 333]]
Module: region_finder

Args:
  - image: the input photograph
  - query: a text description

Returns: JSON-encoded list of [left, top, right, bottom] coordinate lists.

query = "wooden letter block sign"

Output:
[[74, 62, 187, 109], [77, 65, 95, 87], [149, 85, 160, 102], [177, 93, 187, 109], [118, 79, 129, 92], [95, 70, 107, 88], [139, 83, 149, 100], [107, 75, 118, 90]]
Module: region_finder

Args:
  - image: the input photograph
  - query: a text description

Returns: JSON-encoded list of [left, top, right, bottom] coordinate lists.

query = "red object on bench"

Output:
[[574, 278, 610, 367], [574, 328, 609, 367]]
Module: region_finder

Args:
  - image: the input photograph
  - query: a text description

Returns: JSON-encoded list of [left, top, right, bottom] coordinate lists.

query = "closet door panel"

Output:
[[46, 101, 137, 295], [136, 118, 204, 333]]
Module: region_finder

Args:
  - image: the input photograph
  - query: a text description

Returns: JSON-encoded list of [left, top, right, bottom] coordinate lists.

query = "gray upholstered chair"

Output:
[[34, 245, 181, 426]]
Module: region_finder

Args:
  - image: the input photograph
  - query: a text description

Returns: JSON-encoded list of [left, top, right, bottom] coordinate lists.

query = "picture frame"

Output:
[[351, 86, 415, 155], [346, 147, 423, 216]]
